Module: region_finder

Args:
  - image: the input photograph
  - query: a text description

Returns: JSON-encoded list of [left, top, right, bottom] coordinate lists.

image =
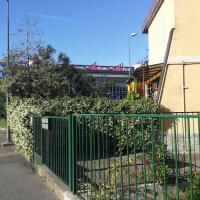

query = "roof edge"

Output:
[[142, 0, 164, 33]]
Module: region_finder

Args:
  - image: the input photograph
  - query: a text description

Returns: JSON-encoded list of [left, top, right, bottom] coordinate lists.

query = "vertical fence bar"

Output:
[[176, 114, 180, 164], [126, 118, 130, 200], [173, 117, 179, 200], [72, 115, 76, 194], [106, 116, 111, 198], [133, 118, 138, 200], [141, 118, 147, 200], [161, 118, 167, 200], [102, 117, 106, 199], [192, 117, 197, 172], [78, 117, 82, 195], [90, 116, 93, 198], [68, 115, 73, 191], [57, 118, 59, 177], [32, 116, 35, 165], [81, 116, 85, 198], [100, 116, 103, 198], [98, 116, 101, 198], [114, 117, 117, 199], [41, 118, 44, 165], [85, 116, 89, 199], [59, 118, 62, 179], [57, 118, 61, 177], [55, 118, 58, 175], [61, 119, 64, 181], [63, 119, 66, 182], [151, 118, 156, 200], [187, 117, 193, 200], [53, 118, 56, 174], [93, 117, 97, 199], [119, 116, 123, 199], [49, 118, 52, 171], [181, 117, 186, 175], [75, 116, 78, 195]]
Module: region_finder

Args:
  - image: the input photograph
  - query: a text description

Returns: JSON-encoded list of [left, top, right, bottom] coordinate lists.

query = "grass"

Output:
[[0, 118, 7, 128]]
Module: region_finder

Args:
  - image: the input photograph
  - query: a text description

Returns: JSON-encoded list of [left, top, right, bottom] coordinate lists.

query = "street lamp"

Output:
[[129, 33, 137, 76], [2, 0, 12, 147]]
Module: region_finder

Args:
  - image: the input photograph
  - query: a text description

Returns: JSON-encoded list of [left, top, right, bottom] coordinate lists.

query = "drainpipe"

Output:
[[182, 61, 188, 113], [182, 61, 188, 160]]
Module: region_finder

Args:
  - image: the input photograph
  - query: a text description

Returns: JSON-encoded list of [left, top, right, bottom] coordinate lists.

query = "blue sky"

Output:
[[0, 0, 153, 66]]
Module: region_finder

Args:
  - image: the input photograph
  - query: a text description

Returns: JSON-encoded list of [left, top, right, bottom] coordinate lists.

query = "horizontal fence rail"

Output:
[[32, 113, 200, 200]]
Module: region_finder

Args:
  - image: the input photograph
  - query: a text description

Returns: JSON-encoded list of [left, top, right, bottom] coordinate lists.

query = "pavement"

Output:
[[0, 129, 57, 200]]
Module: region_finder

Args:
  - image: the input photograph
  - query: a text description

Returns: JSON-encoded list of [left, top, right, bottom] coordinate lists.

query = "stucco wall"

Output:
[[148, 0, 200, 60], [160, 63, 200, 112], [146, 0, 200, 112], [184, 64, 200, 111], [169, 0, 200, 58], [148, 0, 175, 65]]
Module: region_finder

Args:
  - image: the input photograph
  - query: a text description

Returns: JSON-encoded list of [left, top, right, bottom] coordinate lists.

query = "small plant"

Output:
[[79, 158, 136, 200], [146, 144, 174, 184], [125, 92, 141, 102], [0, 118, 6, 128], [187, 173, 200, 200]]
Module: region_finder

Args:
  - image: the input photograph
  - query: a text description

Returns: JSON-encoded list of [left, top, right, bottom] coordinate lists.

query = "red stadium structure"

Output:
[[71, 63, 131, 72], [71, 63, 134, 99]]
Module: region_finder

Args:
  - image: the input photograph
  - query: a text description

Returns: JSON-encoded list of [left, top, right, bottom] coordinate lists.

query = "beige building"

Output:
[[136, 0, 200, 112]]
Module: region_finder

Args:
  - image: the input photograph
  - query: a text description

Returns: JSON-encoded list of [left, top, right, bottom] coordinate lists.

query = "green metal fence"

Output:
[[32, 113, 200, 200], [32, 116, 76, 192]]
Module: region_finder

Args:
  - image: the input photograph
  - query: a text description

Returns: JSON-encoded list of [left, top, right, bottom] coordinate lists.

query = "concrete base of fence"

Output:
[[36, 165, 80, 200], [1, 141, 14, 147], [166, 133, 200, 154], [0, 128, 7, 131]]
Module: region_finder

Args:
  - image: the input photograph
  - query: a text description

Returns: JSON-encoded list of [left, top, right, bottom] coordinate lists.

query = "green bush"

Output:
[[0, 118, 7, 128], [7, 96, 159, 155]]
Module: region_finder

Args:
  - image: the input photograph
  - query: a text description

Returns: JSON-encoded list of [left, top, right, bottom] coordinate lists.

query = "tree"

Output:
[[1, 17, 106, 99], [1, 44, 98, 99]]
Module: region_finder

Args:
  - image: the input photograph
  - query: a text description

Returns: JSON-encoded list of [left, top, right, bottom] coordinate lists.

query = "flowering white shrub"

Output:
[[7, 97, 159, 155], [7, 98, 42, 154]]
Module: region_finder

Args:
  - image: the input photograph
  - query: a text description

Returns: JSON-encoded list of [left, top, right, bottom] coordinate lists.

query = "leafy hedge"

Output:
[[7, 96, 159, 155]]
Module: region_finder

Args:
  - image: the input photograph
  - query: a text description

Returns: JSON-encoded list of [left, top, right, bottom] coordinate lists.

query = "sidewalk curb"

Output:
[[0, 128, 7, 131], [23, 155, 80, 200], [36, 165, 80, 200]]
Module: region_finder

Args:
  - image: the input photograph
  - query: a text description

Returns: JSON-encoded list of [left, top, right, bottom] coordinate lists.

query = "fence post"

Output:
[[68, 114, 77, 194], [68, 115, 72, 190], [31, 115, 35, 165], [31, 116, 43, 166], [72, 115, 76, 194], [41, 118, 48, 164]]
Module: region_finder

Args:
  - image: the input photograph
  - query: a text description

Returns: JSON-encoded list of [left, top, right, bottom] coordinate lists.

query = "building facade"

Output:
[[139, 0, 200, 112]]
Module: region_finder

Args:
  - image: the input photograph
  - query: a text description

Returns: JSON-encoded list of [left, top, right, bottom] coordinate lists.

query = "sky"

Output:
[[0, 0, 153, 66]]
